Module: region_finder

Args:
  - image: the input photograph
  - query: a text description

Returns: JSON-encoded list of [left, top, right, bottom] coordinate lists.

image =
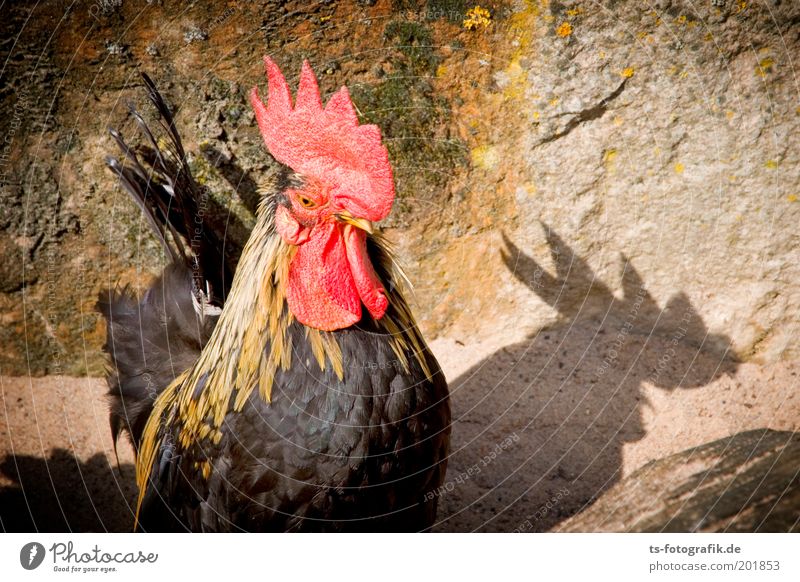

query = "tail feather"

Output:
[[104, 151, 182, 264], [105, 72, 231, 305], [99, 73, 227, 454], [98, 265, 215, 451]]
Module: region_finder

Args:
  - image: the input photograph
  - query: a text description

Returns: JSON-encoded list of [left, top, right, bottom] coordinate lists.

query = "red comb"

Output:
[[249, 57, 394, 222]]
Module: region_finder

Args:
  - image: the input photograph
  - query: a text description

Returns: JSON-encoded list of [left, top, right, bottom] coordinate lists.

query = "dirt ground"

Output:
[[1, 319, 798, 532]]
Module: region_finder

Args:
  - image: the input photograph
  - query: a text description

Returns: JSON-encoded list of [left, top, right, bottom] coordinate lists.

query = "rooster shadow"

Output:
[[436, 225, 739, 532], [0, 449, 136, 532]]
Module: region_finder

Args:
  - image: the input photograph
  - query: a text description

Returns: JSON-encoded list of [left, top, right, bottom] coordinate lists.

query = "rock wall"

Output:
[[1, 0, 798, 375], [560, 429, 799, 532]]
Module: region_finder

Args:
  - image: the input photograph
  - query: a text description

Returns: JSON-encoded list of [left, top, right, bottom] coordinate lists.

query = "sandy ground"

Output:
[[1, 318, 798, 532]]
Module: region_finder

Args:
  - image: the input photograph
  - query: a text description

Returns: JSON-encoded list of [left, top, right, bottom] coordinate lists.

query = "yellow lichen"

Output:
[[788, 194, 798, 202], [765, 160, 778, 169], [519, 182, 536, 197], [501, 59, 528, 101], [501, 1, 540, 103], [556, 21, 572, 37], [471, 144, 499, 170], [463, 6, 491, 30], [756, 57, 774, 78], [621, 67, 635, 78], [604, 149, 618, 175], [674, 162, 685, 174]]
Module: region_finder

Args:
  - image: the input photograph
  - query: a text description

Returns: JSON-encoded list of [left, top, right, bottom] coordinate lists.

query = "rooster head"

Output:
[[249, 57, 395, 331]]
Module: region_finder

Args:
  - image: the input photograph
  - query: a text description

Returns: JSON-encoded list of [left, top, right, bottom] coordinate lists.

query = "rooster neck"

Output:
[[172, 214, 293, 436], [181, 219, 431, 415]]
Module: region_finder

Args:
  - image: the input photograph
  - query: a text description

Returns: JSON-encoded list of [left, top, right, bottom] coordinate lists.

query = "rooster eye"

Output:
[[297, 195, 316, 209]]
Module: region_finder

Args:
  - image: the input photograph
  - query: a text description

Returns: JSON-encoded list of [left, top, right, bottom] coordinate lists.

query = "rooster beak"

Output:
[[336, 211, 374, 234]]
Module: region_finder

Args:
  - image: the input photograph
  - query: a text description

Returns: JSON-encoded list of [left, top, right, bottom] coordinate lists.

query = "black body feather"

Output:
[[97, 265, 217, 452], [98, 74, 451, 532], [138, 317, 450, 532]]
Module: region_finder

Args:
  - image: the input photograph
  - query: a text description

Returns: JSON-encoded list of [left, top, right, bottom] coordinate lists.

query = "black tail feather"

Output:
[[104, 152, 181, 263], [97, 266, 215, 452], [105, 72, 231, 306]]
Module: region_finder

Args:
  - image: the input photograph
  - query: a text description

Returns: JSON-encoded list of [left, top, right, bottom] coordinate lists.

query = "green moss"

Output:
[[390, 0, 424, 12], [350, 20, 466, 209], [425, 0, 468, 21], [391, 0, 468, 23], [383, 20, 437, 73], [187, 152, 214, 187]]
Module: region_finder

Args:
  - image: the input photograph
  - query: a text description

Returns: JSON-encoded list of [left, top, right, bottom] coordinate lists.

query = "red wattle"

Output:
[[343, 224, 388, 320], [283, 220, 388, 331], [285, 221, 360, 331]]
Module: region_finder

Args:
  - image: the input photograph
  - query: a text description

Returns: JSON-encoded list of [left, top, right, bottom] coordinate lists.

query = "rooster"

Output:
[[98, 58, 451, 532]]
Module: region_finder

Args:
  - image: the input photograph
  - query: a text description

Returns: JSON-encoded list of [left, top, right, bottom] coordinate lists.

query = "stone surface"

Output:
[[433, 0, 800, 365], [559, 429, 800, 533], [1, 2, 798, 375]]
